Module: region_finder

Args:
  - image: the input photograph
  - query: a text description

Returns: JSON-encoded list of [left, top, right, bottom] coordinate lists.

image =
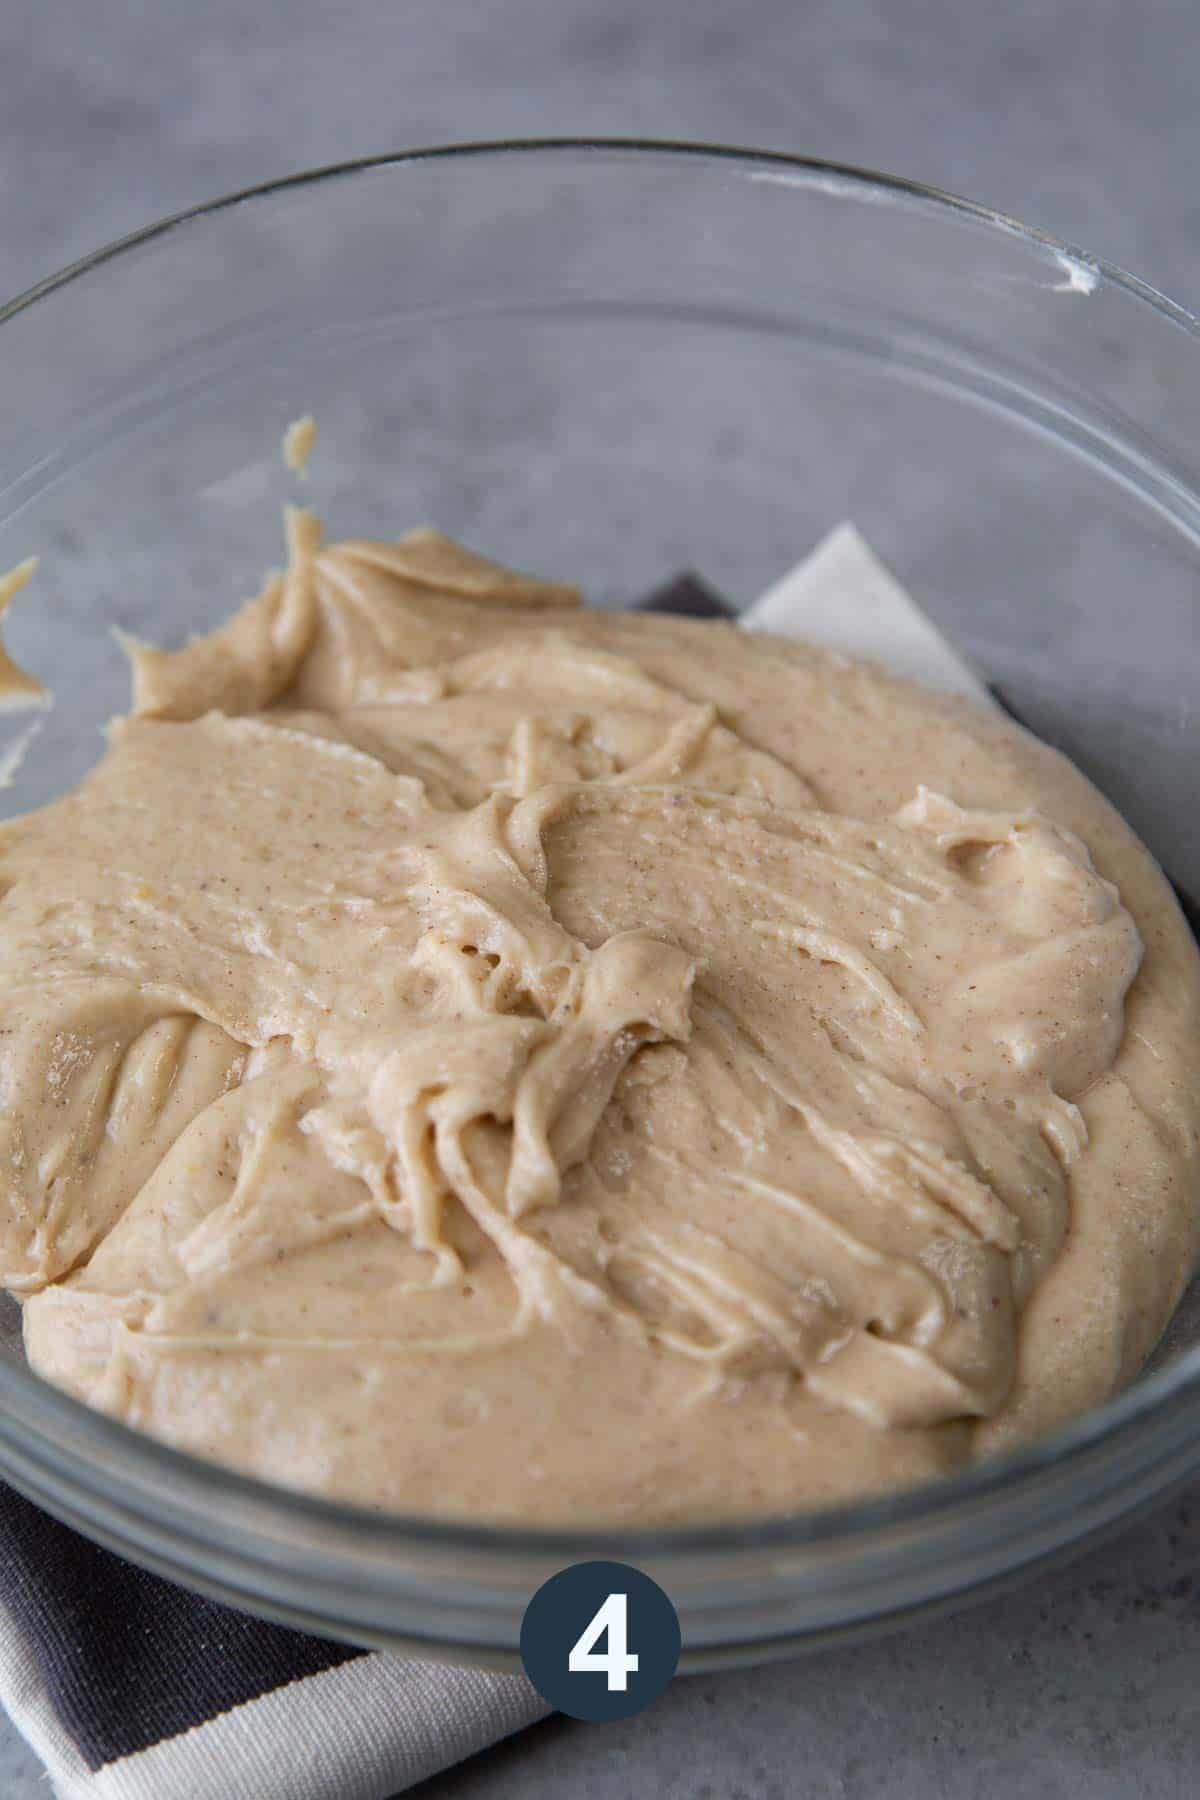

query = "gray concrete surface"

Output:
[[1, 3, 1199, 1795]]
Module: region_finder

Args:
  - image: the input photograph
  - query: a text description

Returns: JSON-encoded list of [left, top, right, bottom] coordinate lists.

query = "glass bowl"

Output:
[[1, 140, 1199, 1669]]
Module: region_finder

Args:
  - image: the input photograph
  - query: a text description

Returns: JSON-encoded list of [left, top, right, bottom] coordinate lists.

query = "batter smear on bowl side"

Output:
[[1, 509, 1197, 1522]]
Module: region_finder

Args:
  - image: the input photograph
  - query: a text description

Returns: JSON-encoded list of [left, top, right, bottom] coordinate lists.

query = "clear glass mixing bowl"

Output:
[[1, 141, 1199, 1669]]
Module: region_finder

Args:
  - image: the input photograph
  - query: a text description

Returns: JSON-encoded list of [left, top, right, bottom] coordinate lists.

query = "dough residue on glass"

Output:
[[2, 514, 1198, 1523], [0, 558, 47, 708], [281, 413, 318, 478]]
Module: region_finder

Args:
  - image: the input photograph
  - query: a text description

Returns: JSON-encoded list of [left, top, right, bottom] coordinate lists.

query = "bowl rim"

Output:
[[2, 136, 1199, 1570], [4, 136, 1198, 341]]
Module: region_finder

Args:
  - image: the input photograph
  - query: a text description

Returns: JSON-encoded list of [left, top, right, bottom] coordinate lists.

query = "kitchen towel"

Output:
[[0, 526, 1103, 1799]]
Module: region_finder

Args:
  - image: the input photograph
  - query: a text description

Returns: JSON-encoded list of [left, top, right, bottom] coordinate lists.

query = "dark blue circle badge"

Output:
[[520, 1560, 681, 1721]]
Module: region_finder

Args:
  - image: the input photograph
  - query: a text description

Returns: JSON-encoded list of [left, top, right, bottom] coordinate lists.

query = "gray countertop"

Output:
[[2, 3, 1198, 1795]]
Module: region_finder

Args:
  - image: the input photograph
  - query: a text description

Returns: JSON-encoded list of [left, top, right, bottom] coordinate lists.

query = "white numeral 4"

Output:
[[567, 1592, 639, 1692]]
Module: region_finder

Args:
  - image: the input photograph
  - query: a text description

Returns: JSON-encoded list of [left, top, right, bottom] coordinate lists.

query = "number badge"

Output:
[[520, 1560, 681, 1721]]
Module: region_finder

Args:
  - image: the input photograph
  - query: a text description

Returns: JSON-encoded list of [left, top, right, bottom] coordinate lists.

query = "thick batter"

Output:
[[2, 516, 1198, 1522]]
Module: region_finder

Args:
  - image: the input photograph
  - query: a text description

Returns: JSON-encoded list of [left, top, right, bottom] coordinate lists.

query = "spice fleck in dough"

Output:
[[3, 515, 1199, 1522]]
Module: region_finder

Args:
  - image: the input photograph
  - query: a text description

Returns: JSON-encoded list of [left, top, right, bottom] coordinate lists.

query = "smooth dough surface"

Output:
[[3, 515, 1199, 1523]]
